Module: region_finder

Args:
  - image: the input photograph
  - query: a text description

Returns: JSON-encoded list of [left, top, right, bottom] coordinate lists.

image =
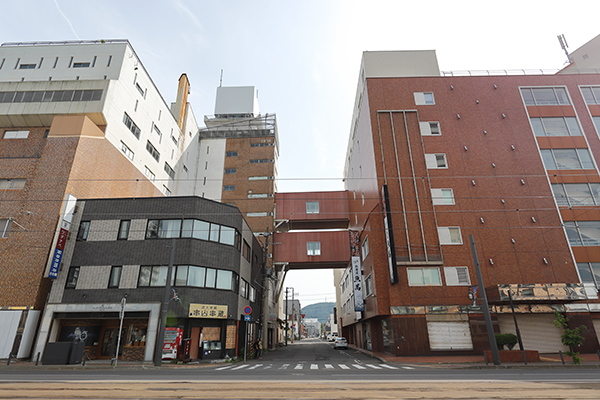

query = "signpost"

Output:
[[243, 306, 252, 362]]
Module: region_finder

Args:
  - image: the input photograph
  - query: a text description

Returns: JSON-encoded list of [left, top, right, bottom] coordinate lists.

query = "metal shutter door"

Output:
[[497, 314, 568, 353], [427, 321, 474, 350], [593, 319, 600, 345]]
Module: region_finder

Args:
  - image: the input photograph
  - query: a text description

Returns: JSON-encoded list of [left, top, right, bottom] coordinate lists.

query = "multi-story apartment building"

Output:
[[336, 35, 600, 355], [0, 39, 200, 359], [32, 196, 264, 362]]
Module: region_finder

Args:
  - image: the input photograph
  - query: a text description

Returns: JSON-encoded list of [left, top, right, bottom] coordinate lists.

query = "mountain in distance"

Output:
[[301, 302, 335, 324]]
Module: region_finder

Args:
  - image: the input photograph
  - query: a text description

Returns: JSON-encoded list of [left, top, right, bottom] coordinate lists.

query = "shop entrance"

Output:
[[98, 327, 125, 359]]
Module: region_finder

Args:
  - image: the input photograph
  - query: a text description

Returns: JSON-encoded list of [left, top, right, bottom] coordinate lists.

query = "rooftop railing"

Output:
[[1, 39, 129, 47]]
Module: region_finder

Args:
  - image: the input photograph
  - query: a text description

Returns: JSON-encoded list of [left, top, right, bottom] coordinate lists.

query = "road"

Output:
[[2, 338, 600, 399]]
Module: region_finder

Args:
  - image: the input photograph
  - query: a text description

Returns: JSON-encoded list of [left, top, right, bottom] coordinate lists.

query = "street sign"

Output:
[[243, 306, 252, 315], [244, 315, 251, 321]]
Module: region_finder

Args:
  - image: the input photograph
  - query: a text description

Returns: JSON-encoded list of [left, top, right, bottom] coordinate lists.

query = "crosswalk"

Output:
[[214, 363, 414, 372]]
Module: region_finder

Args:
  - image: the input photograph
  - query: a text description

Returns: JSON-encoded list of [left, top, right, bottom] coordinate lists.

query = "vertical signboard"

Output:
[[381, 185, 398, 284], [349, 231, 365, 312], [45, 193, 77, 278]]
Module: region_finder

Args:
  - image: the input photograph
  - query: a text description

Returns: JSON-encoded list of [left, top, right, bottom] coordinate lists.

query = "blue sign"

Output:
[[243, 306, 252, 315], [48, 248, 63, 279], [244, 315, 251, 321]]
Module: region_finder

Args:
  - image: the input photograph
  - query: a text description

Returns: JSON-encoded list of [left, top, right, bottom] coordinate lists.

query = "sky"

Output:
[[1, 0, 598, 307]]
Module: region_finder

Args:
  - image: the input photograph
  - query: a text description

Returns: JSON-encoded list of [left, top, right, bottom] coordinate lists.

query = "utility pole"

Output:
[[154, 239, 176, 367], [291, 290, 295, 343], [469, 235, 500, 366], [285, 287, 290, 345]]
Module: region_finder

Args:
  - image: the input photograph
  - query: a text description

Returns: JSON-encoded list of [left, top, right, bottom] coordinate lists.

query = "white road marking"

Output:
[[247, 364, 263, 370], [280, 364, 289, 370], [366, 364, 383, 369], [338, 364, 350, 369], [310, 364, 318, 369], [401, 366, 415, 370], [230, 364, 249, 370], [380, 364, 399, 369], [294, 364, 303, 370], [352, 364, 367, 369], [324, 364, 334, 369], [214, 365, 233, 370]]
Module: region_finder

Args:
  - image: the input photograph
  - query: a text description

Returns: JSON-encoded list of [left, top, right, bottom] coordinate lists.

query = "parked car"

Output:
[[327, 333, 338, 342], [333, 337, 348, 349]]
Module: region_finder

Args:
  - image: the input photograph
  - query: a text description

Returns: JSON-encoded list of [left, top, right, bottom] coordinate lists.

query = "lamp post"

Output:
[[153, 239, 176, 367]]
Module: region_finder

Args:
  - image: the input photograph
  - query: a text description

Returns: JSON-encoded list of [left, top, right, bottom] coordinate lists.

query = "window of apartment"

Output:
[[431, 188, 455, 205], [307, 241, 321, 256], [3, 130, 29, 139], [249, 176, 269, 180], [581, 87, 600, 105], [250, 286, 257, 302], [414, 92, 435, 105], [306, 201, 319, 214], [123, 113, 141, 139], [521, 87, 570, 105], [72, 62, 90, 68], [138, 265, 169, 287], [240, 278, 249, 299], [563, 221, 600, 246], [65, 267, 80, 289], [425, 153, 447, 169], [0, 179, 26, 190], [593, 116, 600, 133], [0, 219, 11, 239], [171, 133, 178, 146], [224, 185, 235, 191], [541, 148, 595, 170], [216, 269, 236, 291], [108, 266, 122, 288], [247, 212, 268, 217], [164, 162, 175, 180], [226, 151, 238, 157], [443, 266, 471, 286], [146, 219, 182, 239], [361, 236, 369, 260], [249, 159, 269, 164], [243, 240, 251, 261], [364, 275, 373, 296], [248, 193, 268, 198], [153, 124, 162, 142], [225, 168, 237, 174], [144, 166, 155, 181], [163, 185, 171, 196], [250, 142, 271, 147], [19, 63, 36, 70], [407, 267, 442, 286], [146, 141, 160, 162], [576, 262, 600, 287], [419, 121, 441, 135], [120, 141, 134, 160], [437, 227, 462, 245], [552, 183, 600, 207], [531, 117, 582, 136], [77, 221, 90, 241], [117, 220, 131, 240], [135, 82, 144, 96]]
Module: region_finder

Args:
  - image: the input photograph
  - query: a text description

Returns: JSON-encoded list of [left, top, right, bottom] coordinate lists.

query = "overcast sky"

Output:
[[1, 1, 598, 307]]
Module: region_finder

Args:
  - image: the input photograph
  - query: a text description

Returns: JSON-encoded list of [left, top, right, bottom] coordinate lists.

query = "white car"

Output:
[[327, 333, 338, 342], [333, 337, 348, 349]]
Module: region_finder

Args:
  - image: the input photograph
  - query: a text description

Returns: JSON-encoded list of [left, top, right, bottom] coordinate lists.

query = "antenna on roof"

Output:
[[557, 34, 572, 64], [219, 69, 223, 87]]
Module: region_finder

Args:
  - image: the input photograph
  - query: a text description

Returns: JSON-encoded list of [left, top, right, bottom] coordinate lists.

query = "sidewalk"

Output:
[[349, 344, 600, 369]]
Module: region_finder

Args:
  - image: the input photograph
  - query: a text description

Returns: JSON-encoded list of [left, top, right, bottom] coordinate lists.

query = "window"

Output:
[[530, 117, 582, 136], [443, 267, 471, 286], [153, 124, 162, 140], [164, 162, 175, 179], [552, 183, 600, 207], [307, 241, 321, 256], [3, 130, 29, 139], [240, 278, 249, 299], [146, 219, 181, 239], [108, 266, 122, 288], [225, 168, 237, 174], [226, 151, 238, 157], [205, 268, 217, 288], [581, 87, 600, 105], [120, 141, 134, 160], [118, 220, 130, 240], [250, 142, 271, 147], [361, 237, 369, 260], [65, 267, 80, 289], [223, 185, 235, 191], [0, 219, 11, 238], [163, 185, 171, 196], [146, 141, 160, 162], [247, 212, 268, 217], [135, 82, 144, 96], [171, 134, 178, 145], [144, 166, 155, 181], [563, 221, 600, 246], [438, 227, 462, 245], [250, 286, 257, 302], [419, 121, 441, 136], [123, 113, 141, 139], [414, 92, 435, 105], [19, 64, 36, 70], [0, 179, 26, 190], [77, 221, 90, 240], [72, 62, 90, 68], [249, 176, 269, 180], [306, 201, 319, 214], [425, 153, 447, 169], [365, 275, 373, 296], [576, 262, 600, 287], [431, 188, 455, 205], [520, 87, 570, 105], [220, 226, 236, 246], [541, 148, 594, 170], [594, 116, 600, 133], [216, 269, 235, 291], [243, 240, 251, 261], [187, 266, 206, 287], [407, 267, 442, 286], [248, 193, 268, 198], [138, 266, 169, 287], [249, 159, 269, 164]]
